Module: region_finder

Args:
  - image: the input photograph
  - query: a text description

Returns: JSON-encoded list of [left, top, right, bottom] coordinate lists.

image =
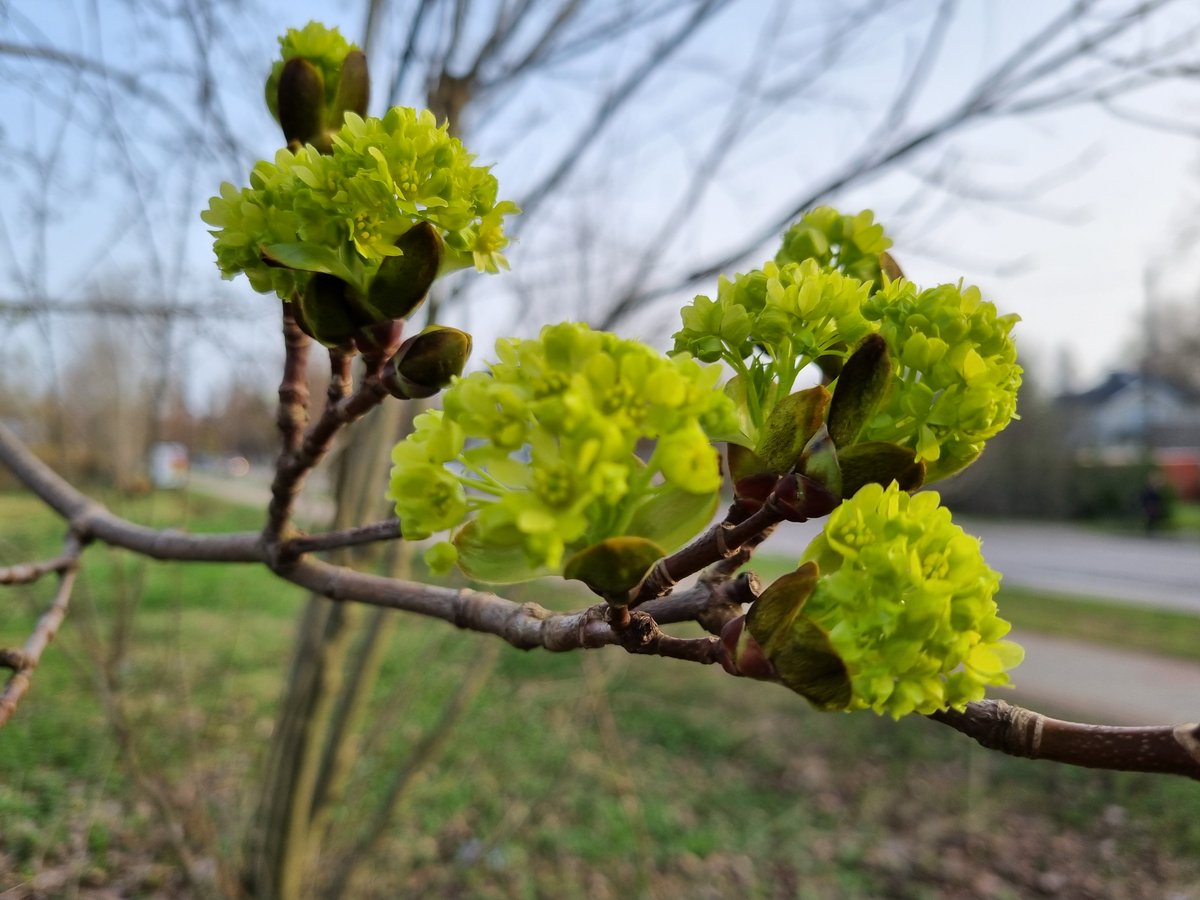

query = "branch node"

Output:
[[1174, 723, 1200, 764]]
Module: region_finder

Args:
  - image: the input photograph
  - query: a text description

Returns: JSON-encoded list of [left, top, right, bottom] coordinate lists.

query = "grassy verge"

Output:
[[2, 490, 1199, 898]]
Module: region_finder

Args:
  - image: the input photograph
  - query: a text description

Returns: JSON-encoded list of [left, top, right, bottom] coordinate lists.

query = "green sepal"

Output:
[[745, 562, 820, 657], [330, 49, 370, 126], [754, 386, 830, 474], [453, 521, 554, 584], [828, 334, 891, 448], [745, 562, 851, 710], [624, 485, 719, 554], [261, 242, 367, 294], [363, 222, 442, 321], [798, 423, 842, 497], [277, 57, 326, 149], [837, 441, 925, 497], [385, 325, 472, 399], [563, 537, 666, 600], [296, 273, 367, 347]]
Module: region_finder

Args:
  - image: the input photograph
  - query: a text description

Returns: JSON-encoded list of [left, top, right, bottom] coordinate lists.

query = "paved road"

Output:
[[757, 516, 1200, 614]]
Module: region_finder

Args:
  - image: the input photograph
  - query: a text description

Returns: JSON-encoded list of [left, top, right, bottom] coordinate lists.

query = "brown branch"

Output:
[[0, 553, 77, 585], [629, 501, 783, 608], [263, 302, 313, 539], [263, 374, 391, 541], [281, 520, 404, 558], [931, 701, 1200, 781], [0, 537, 81, 727]]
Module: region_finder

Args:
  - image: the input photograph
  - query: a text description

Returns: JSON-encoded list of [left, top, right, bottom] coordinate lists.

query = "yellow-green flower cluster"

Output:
[[776, 207, 892, 285], [801, 482, 1022, 718], [673, 258, 873, 441], [388, 322, 740, 579], [201, 107, 519, 299], [673, 207, 1021, 479], [860, 280, 1021, 480]]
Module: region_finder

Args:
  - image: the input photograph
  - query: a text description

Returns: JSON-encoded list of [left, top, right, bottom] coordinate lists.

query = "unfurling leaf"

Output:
[[453, 521, 554, 584], [828, 333, 891, 448], [755, 386, 830, 474], [331, 49, 370, 124], [798, 424, 842, 497], [745, 562, 819, 656], [624, 485, 719, 554], [880, 251, 903, 281], [766, 618, 852, 711], [726, 443, 771, 483]]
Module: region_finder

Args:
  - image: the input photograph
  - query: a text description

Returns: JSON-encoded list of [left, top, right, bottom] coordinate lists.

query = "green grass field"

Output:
[[2, 489, 1199, 897]]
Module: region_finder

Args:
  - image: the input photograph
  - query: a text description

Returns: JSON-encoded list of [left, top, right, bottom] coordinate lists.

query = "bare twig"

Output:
[[931, 701, 1200, 781], [282, 520, 404, 558], [514, 0, 730, 223], [0, 553, 77, 585], [0, 537, 81, 727], [630, 501, 784, 608]]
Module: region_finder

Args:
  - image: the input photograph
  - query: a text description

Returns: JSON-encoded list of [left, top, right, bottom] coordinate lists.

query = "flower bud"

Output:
[[277, 57, 326, 150], [383, 325, 472, 399]]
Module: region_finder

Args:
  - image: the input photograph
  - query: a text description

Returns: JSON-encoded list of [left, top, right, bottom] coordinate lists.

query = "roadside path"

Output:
[[757, 515, 1200, 614]]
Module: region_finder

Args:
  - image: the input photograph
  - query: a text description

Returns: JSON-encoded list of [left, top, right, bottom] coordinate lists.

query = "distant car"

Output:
[[149, 442, 189, 489]]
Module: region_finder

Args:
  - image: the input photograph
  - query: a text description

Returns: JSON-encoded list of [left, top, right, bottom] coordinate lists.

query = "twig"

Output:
[[282, 520, 404, 558], [264, 302, 313, 539], [264, 370, 391, 544], [629, 501, 783, 608], [0, 538, 81, 727], [931, 701, 1200, 781], [0, 552, 77, 585]]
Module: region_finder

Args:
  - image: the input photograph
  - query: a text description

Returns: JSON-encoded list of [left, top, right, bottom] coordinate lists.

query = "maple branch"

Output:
[[0, 536, 81, 727]]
